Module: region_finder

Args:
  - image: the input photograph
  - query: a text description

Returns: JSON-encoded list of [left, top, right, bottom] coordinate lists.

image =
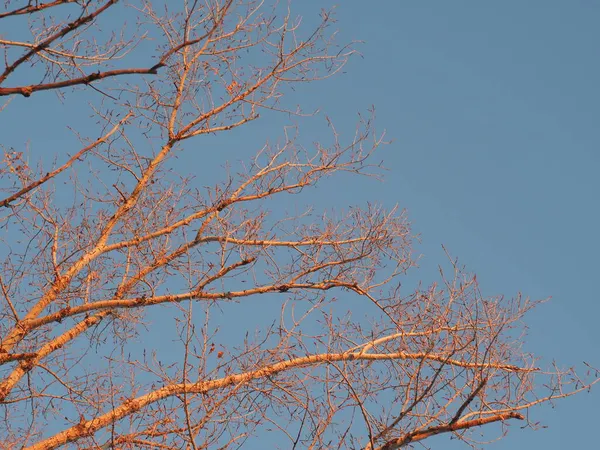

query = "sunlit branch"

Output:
[[0, 0, 76, 19], [374, 412, 525, 450], [24, 351, 533, 450], [0, 0, 118, 85], [1, 113, 133, 207]]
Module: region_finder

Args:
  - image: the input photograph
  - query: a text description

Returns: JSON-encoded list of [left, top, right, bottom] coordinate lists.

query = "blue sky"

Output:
[[324, 2, 600, 448], [1, 1, 599, 448]]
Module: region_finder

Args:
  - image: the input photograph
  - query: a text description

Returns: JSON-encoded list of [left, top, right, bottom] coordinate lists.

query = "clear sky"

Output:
[[1, 1, 599, 448], [323, 2, 600, 448]]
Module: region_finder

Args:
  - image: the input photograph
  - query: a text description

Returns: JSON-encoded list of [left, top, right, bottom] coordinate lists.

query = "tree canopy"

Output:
[[0, 1, 597, 449]]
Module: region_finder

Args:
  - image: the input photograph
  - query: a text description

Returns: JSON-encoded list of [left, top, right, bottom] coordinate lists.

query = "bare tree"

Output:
[[1, 1, 597, 449]]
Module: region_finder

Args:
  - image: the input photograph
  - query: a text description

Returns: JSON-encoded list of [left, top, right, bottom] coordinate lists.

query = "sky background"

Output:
[[1, 1, 599, 448], [323, 2, 600, 448]]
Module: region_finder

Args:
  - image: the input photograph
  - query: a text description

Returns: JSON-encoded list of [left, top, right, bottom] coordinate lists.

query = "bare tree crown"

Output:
[[1, 1, 597, 449]]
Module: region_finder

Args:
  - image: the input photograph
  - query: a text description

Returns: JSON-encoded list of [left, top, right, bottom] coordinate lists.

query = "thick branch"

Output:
[[0, 0, 118, 84], [0, 313, 107, 402], [0, 0, 76, 19], [0, 69, 158, 97], [24, 354, 530, 450], [376, 412, 524, 450]]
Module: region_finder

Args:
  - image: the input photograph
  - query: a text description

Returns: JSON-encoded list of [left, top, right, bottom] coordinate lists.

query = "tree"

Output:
[[0, 1, 597, 449]]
